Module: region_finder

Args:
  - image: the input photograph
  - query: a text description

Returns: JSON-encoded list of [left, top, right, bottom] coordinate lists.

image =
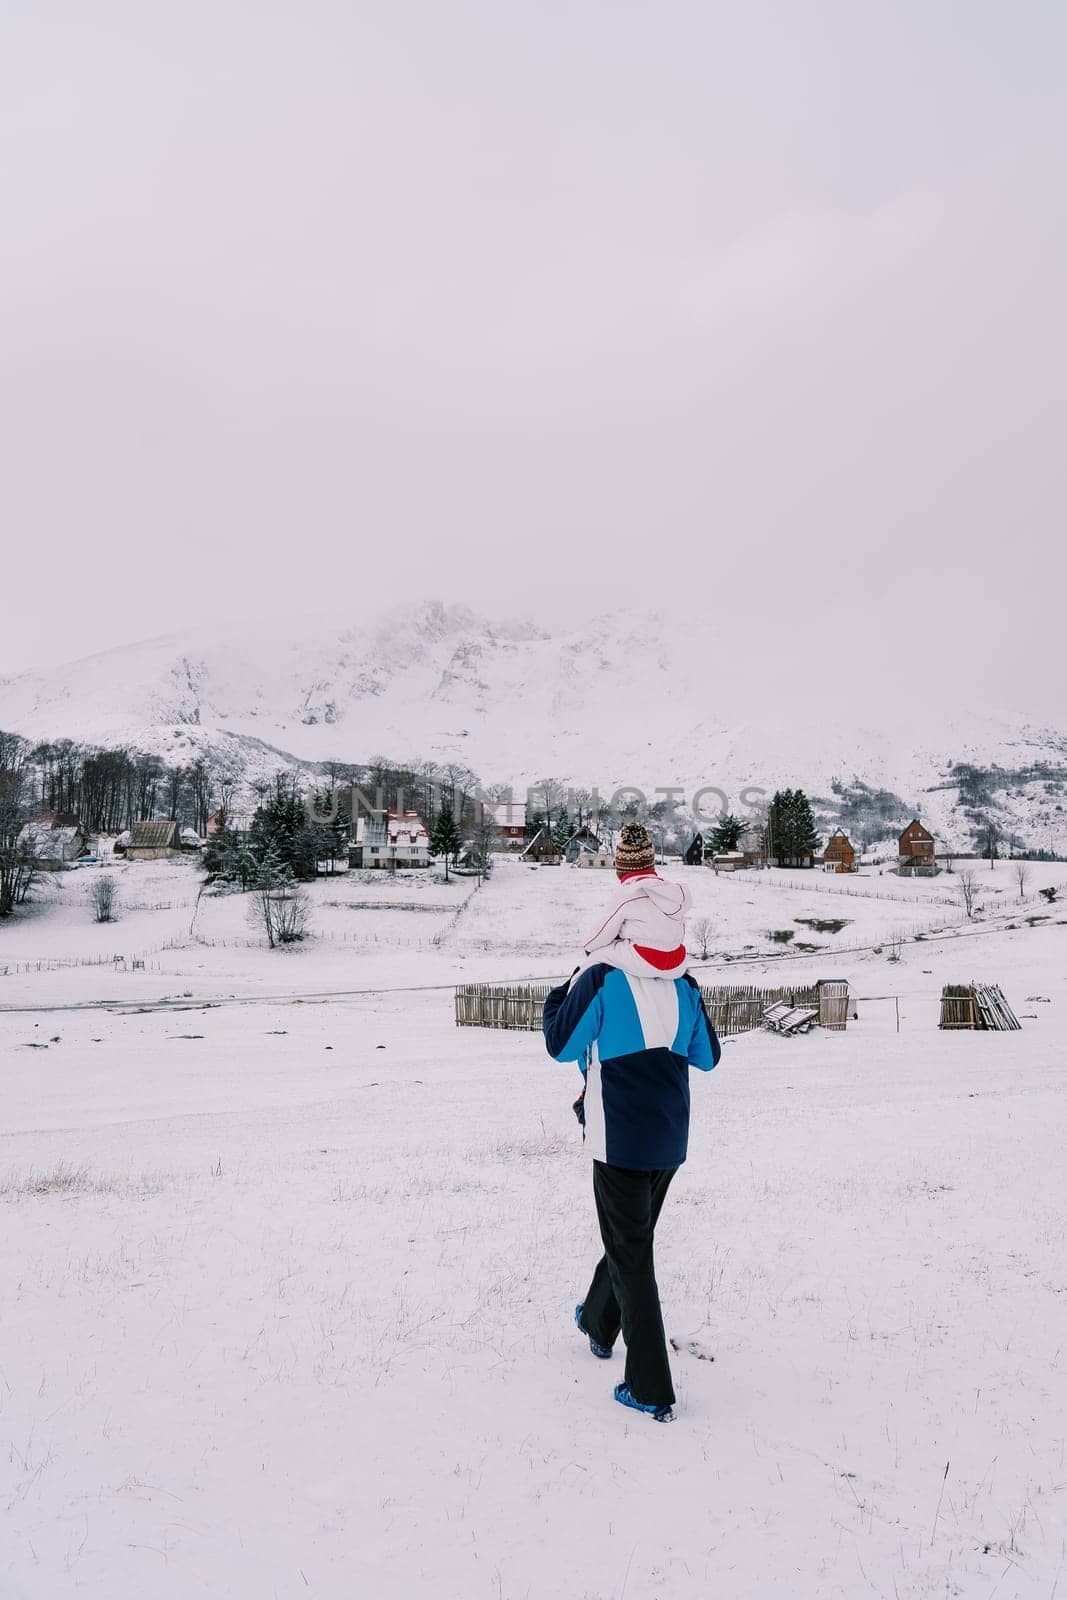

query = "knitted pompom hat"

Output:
[[615, 821, 655, 875]]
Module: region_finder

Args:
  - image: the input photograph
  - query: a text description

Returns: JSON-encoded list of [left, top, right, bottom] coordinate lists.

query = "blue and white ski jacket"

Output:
[[542, 964, 721, 1170]]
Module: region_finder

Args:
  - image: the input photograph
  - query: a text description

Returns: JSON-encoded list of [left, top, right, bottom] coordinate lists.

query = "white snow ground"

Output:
[[2, 857, 1066, 1598]]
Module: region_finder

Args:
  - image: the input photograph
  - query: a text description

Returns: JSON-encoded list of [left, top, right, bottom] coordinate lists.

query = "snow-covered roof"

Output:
[[355, 815, 389, 847], [354, 811, 428, 847], [17, 820, 86, 860], [129, 819, 180, 849], [388, 811, 429, 846]]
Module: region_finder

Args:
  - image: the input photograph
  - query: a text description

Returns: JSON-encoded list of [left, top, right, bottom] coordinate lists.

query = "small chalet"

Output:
[[126, 819, 182, 860], [563, 824, 605, 866], [820, 829, 857, 874], [17, 813, 89, 870], [520, 825, 561, 865], [205, 808, 227, 837], [683, 833, 706, 866], [576, 847, 614, 869], [898, 818, 937, 876], [492, 800, 527, 850], [456, 839, 485, 872]]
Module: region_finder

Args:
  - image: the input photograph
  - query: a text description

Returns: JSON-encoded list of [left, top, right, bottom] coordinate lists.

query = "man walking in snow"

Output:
[[541, 823, 721, 1423]]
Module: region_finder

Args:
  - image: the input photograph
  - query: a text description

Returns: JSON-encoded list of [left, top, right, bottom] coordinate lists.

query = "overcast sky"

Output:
[[2, 2, 1065, 714]]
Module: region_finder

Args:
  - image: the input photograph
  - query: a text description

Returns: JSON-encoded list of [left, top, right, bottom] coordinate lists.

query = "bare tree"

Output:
[[0, 731, 41, 918], [250, 881, 311, 947], [247, 849, 311, 948], [1014, 862, 1031, 900], [689, 917, 714, 960], [958, 869, 979, 920], [472, 803, 496, 884], [90, 875, 118, 923]]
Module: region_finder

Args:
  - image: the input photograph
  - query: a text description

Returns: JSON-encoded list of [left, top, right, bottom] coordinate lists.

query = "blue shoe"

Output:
[[614, 1381, 675, 1424], [575, 1303, 613, 1359]]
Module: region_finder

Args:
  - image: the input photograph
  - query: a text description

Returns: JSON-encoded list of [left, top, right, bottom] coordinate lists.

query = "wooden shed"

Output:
[[898, 818, 937, 876], [520, 825, 561, 864], [126, 819, 182, 860]]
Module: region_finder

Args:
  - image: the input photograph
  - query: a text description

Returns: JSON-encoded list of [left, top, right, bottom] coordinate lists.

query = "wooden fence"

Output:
[[455, 980, 829, 1036]]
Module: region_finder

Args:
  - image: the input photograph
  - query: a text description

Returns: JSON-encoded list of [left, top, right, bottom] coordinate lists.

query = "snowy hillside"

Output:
[[1, 601, 1064, 850]]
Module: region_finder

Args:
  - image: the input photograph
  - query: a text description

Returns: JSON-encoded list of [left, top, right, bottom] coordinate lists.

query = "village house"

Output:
[[349, 810, 430, 870], [16, 813, 89, 870], [562, 824, 609, 866], [126, 819, 182, 860], [711, 851, 747, 872], [520, 825, 561, 865], [205, 808, 227, 837], [820, 829, 857, 873], [389, 810, 430, 868], [492, 800, 527, 850], [898, 818, 937, 876]]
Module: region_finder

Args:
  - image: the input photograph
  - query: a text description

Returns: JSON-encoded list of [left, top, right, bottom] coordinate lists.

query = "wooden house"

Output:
[[126, 819, 182, 860], [898, 818, 937, 876], [520, 825, 561, 865], [683, 833, 706, 866], [492, 800, 527, 850], [563, 824, 603, 865], [820, 829, 857, 873], [205, 808, 227, 837]]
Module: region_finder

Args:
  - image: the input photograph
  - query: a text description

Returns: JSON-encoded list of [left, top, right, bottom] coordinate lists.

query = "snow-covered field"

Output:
[[2, 858, 1067, 1597]]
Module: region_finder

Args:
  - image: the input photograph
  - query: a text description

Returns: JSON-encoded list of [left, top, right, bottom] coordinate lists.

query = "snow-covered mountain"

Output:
[[1, 600, 1064, 849]]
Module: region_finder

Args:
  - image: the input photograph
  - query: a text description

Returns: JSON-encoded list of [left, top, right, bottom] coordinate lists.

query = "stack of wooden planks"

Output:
[[939, 983, 1021, 1030]]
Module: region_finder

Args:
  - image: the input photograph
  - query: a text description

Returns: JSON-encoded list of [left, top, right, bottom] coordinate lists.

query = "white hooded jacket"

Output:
[[571, 869, 690, 984]]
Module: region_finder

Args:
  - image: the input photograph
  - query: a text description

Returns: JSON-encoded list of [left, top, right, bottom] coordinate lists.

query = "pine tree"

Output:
[[767, 789, 820, 866], [202, 819, 240, 879], [791, 791, 820, 861], [255, 839, 294, 891], [248, 780, 319, 882], [430, 803, 461, 880], [710, 813, 746, 854]]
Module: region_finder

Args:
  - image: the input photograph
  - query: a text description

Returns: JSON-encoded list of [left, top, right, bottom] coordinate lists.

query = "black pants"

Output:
[[579, 1161, 677, 1408]]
